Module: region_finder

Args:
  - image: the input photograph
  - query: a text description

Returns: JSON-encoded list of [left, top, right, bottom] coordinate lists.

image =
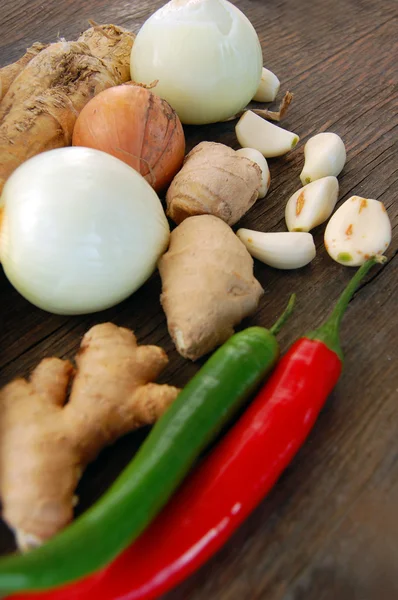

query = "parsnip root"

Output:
[[159, 215, 264, 360], [0, 323, 179, 551]]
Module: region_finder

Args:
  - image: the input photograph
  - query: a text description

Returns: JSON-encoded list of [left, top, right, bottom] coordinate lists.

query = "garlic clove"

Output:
[[285, 176, 339, 232], [324, 196, 391, 266], [252, 67, 280, 102], [237, 229, 316, 270], [236, 147, 270, 198], [300, 132, 346, 185], [236, 110, 299, 158]]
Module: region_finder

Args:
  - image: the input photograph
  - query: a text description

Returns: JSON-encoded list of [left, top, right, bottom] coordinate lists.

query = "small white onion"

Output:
[[130, 0, 263, 125], [0, 148, 170, 315]]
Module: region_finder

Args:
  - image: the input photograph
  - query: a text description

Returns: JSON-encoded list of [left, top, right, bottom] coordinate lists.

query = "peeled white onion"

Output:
[[130, 0, 263, 125], [0, 147, 170, 315]]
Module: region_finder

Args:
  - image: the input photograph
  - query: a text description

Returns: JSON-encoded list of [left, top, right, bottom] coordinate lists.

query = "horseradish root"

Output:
[[324, 196, 391, 266], [0, 42, 48, 101], [77, 24, 134, 82], [300, 132, 346, 185], [0, 24, 135, 194], [237, 230, 316, 270], [285, 176, 339, 232], [166, 142, 262, 226], [0, 323, 179, 550], [159, 215, 263, 360]]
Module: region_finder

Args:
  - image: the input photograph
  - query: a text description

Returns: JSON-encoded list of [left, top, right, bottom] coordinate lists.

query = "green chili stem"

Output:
[[270, 294, 296, 336], [306, 256, 386, 361]]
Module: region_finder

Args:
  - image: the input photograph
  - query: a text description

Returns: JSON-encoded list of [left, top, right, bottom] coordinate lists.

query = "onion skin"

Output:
[[72, 85, 186, 193]]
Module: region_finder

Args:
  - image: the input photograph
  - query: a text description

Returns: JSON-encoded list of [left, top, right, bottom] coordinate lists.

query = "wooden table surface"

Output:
[[1, 0, 397, 598]]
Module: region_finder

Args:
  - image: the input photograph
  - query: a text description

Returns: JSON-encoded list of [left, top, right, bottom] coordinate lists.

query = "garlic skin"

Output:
[[237, 229, 316, 270], [300, 132, 346, 185], [236, 148, 270, 198], [0, 148, 170, 315], [236, 110, 299, 158], [252, 67, 280, 102], [130, 0, 263, 125], [324, 196, 391, 266], [285, 176, 339, 232]]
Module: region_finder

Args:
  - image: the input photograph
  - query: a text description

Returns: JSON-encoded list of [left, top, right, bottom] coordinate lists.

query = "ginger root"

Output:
[[166, 141, 262, 226], [0, 24, 135, 194], [0, 323, 179, 551], [159, 215, 264, 360]]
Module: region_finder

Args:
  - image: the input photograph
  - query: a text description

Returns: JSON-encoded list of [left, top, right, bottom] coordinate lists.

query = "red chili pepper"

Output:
[[11, 257, 383, 600]]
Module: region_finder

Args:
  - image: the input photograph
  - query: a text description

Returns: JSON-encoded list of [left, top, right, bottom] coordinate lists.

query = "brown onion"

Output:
[[72, 85, 185, 193]]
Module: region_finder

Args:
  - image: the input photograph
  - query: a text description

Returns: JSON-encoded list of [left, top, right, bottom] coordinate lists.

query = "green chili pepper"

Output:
[[0, 295, 295, 595]]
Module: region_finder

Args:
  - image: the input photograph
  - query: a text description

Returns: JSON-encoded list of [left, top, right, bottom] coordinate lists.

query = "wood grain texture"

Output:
[[0, 0, 397, 598]]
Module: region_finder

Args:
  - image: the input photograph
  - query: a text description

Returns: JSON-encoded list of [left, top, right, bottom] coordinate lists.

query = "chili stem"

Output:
[[270, 294, 296, 336], [307, 256, 386, 360]]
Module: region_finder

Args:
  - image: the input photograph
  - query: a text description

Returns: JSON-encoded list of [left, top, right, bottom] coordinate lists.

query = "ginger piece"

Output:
[[0, 323, 179, 551], [0, 42, 48, 101], [166, 141, 262, 226], [0, 24, 135, 194], [159, 215, 264, 360]]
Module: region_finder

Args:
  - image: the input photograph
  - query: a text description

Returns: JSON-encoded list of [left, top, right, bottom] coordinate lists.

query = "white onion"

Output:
[[130, 0, 263, 125], [0, 147, 170, 315]]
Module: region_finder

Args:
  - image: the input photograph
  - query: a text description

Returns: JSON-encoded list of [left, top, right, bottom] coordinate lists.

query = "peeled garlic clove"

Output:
[[324, 196, 391, 266], [237, 229, 316, 270], [252, 67, 280, 102], [300, 132, 346, 185], [285, 176, 339, 232], [236, 110, 299, 158], [236, 147, 270, 198]]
